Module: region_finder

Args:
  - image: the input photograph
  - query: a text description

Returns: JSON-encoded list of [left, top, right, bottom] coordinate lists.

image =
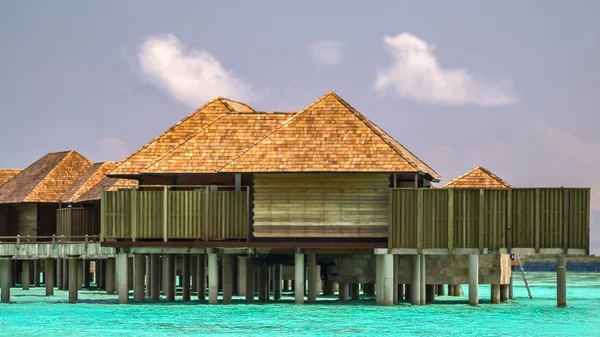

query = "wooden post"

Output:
[[182, 255, 191, 302], [100, 189, 106, 241], [417, 189, 424, 251], [535, 188, 541, 253], [134, 254, 145, 302], [557, 255, 567, 307], [45, 259, 55, 296], [131, 189, 137, 242], [448, 189, 454, 251], [562, 189, 569, 253], [222, 254, 233, 304], [204, 187, 209, 242], [163, 186, 168, 242], [294, 252, 304, 304], [479, 189, 485, 252], [68, 259, 78, 303], [506, 189, 512, 252]]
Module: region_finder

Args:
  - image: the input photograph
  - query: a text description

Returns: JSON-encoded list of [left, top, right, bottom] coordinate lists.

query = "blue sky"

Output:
[[0, 1, 598, 253]]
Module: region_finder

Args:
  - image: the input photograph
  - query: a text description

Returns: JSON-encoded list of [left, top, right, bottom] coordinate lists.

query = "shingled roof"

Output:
[[109, 97, 256, 176], [220, 92, 440, 178], [61, 162, 119, 203], [0, 151, 92, 204], [109, 92, 439, 179], [75, 177, 137, 203], [0, 169, 21, 186], [442, 166, 513, 189]]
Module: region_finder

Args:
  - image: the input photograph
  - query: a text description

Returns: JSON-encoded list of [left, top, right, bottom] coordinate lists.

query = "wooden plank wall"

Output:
[[389, 188, 590, 252], [253, 173, 390, 238], [102, 189, 247, 241], [56, 207, 98, 240], [0, 207, 16, 237]]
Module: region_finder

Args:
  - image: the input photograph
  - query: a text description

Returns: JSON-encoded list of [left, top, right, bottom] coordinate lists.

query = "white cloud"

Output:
[[307, 40, 346, 66], [96, 137, 129, 162], [138, 34, 255, 107], [375, 33, 518, 106]]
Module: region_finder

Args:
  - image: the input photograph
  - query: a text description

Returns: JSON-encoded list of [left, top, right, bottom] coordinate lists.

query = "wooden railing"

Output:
[[388, 188, 590, 254], [56, 207, 98, 241], [101, 186, 249, 242]]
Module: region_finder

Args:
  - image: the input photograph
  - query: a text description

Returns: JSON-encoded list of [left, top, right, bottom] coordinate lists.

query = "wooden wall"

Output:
[[16, 203, 37, 237], [56, 204, 99, 240], [38, 203, 58, 237], [252, 173, 390, 238], [0, 206, 15, 237]]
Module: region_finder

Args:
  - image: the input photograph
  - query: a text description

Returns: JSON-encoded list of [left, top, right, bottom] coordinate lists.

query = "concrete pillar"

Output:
[[557, 255, 567, 308], [448, 284, 454, 296], [500, 284, 509, 302], [197, 254, 206, 300], [117, 254, 129, 304], [45, 259, 55, 296], [208, 252, 218, 304], [323, 281, 335, 296], [33, 260, 40, 287], [375, 254, 384, 304], [420, 254, 426, 305], [393, 255, 399, 304], [469, 254, 479, 306], [97, 260, 104, 289], [77, 260, 83, 291], [404, 284, 411, 301], [0, 259, 11, 303], [147, 254, 159, 301], [294, 253, 304, 304], [315, 265, 321, 297], [106, 258, 115, 295], [62, 259, 69, 291], [437, 284, 445, 296], [166, 255, 175, 301], [273, 264, 282, 300], [68, 260, 78, 303], [134, 254, 146, 302], [410, 255, 421, 305], [491, 284, 501, 304], [83, 260, 91, 288], [146, 256, 151, 297], [426, 285, 435, 303], [245, 258, 254, 302], [363, 283, 375, 295], [257, 264, 267, 302], [338, 283, 348, 301], [22, 260, 30, 290], [237, 257, 247, 297], [453, 285, 461, 296], [383, 254, 394, 306], [398, 284, 404, 301], [307, 253, 317, 303], [509, 266, 514, 299], [127, 257, 134, 291], [181, 255, 191, 302], [350, 284, 360, 300], [222, 255, 233, 304], [57, 259, 63, 291]]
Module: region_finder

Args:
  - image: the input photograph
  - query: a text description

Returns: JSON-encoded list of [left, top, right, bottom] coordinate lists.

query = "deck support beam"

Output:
[[0, 259, 11, 303], [208, 251, 218, 304], [557, 255, 567, 307], [469, 254, 479, 306], [294, 252, 304, 304], [45, 258, 55, 296], [68, 259, 78, 303], [117, 254, 129, 304], [134, 254, 146, 302]]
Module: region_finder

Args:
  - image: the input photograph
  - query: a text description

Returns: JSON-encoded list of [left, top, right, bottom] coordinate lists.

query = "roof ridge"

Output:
[[62, 161, 116, 202], [142, 113, 229, 171], [327, 92, 441, 180], [476, 166, 513, 188], [216, 92, 336, 172], [27, 151, 91, 202], [109, 97, 225, 175]]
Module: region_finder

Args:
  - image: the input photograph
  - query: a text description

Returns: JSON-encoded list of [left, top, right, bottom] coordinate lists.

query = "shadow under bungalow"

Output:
[[0, 92, 591, 307]]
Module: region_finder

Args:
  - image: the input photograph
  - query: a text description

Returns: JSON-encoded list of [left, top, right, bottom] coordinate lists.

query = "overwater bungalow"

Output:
[[0, 92, 591, 307], [443, 166, 513, 189]]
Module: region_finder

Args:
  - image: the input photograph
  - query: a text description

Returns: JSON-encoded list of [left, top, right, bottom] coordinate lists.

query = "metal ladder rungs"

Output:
[[515, 254, 533, 299]]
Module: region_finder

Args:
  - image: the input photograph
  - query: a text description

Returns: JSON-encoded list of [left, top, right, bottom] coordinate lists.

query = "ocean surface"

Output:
[[0, 272, 599, 336]]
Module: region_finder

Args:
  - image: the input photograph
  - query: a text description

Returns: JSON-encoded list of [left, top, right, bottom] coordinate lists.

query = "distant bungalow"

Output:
[[443, 166, 513, 189]]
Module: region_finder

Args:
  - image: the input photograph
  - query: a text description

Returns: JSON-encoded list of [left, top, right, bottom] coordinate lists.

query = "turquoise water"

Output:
[[1, 272, 599, 336]]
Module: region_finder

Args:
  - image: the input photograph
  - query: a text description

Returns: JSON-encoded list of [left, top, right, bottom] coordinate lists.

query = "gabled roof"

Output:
[[220, 92, 440, 178], [442, 166, 513, 189], [0, 151, 92, 203], [143, 112, 294, 173], [61, 162, 118, 203], [109, 97, 255, 176], [0, 169, 21, 186], [75, 177, 137, 203]]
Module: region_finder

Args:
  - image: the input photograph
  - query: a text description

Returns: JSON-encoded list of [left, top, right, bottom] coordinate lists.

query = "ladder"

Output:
[[514, 254, 533, 299]]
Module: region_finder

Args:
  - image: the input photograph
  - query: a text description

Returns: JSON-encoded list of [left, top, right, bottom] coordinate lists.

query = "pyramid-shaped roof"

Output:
[[442, 166, 513, 189], [0, 169, 21, 187], [0, 151, 92, 203], [109, 97, 255, 176], [61, 162, 119, 203], [220, 92, 440, 178], [75, 177, 137, 203]]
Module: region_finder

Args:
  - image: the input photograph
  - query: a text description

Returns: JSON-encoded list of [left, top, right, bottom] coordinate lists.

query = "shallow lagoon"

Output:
[[0, 272, 598, 336]]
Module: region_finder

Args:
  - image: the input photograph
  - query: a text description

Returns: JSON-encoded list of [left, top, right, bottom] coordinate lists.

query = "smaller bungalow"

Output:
[[0, 151, 92, 240], [442, 166, 513, 189]]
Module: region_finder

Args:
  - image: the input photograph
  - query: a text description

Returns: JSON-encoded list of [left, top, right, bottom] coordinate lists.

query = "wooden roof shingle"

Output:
[[442, 166, 513, 189], [0, 169, 21, 186], [220, 92, 440, 178], [143, 112, 294, 173], [75, 177, 137, 203], [61, 162, 119, 203], [0, 151, 92, 204], [109, 97, 253, 176]]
